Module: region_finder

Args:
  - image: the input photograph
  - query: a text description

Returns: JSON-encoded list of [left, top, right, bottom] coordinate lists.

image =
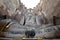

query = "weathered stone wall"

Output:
[[33, 0, 60, 24], [0, 0, 27, 22], [0, 0, 19, 16], [41, 0, 60, 24]]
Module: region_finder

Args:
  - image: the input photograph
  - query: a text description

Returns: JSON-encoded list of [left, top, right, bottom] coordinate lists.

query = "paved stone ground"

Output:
[[0, 19, 60, 40], [0, 38, 60, 40]]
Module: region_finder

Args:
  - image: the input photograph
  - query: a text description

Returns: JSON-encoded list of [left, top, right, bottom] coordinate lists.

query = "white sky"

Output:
[[21, 0, 40, 9]]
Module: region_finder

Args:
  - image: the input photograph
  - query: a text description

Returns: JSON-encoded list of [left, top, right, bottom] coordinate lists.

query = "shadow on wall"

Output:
[[0, 5, 7, 19]]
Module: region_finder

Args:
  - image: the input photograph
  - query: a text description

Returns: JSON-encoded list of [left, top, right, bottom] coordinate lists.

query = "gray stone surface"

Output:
[[36, 15, 42, 26], [35, 25, 60, 38], [0, 19, 60, 38], [20, 15, 25, 25], [25, 13, 36, 26]]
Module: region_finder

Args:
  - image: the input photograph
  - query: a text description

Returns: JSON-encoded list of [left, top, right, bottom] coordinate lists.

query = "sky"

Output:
[[21, 0, 40, 9]]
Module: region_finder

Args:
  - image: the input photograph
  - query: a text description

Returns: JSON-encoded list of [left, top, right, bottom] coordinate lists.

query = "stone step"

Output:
[[0, 38, 12, 40], [8, 24, 27, 29], [0, 32, 24, 38], [4, 31, 24, 34], [0, 38, 60, 40], [7, 28, 26, 32], [4, 32, 24, 38], [22, 38, 60, 40], [8, 27, 26, 30]]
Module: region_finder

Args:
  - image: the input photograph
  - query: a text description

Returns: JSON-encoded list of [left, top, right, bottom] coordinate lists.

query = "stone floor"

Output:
[[0, 38, 60, 40], [0, 19, 60, 40]]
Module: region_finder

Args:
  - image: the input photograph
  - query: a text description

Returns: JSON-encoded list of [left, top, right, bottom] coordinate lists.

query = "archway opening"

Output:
[[21, 0, 40, 9]]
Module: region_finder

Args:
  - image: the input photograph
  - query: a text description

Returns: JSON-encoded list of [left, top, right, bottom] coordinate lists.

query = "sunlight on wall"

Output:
[[21, 0, 40, 9]]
